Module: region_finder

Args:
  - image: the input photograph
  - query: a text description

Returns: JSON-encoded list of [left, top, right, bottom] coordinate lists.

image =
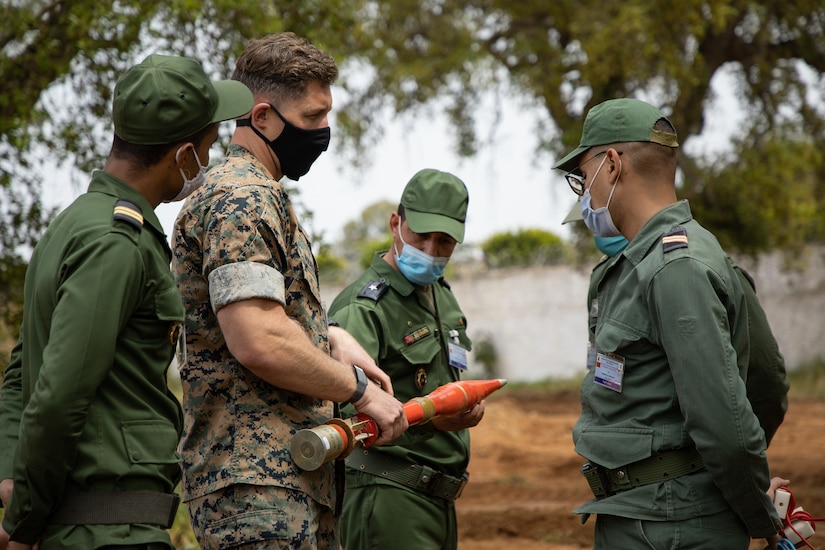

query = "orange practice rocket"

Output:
[[290, 378, 507, 471]]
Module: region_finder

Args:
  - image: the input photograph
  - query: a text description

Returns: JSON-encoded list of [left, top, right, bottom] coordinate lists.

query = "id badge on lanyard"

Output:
[[594, 352, 625, 393], [448, 329, 468, 371]]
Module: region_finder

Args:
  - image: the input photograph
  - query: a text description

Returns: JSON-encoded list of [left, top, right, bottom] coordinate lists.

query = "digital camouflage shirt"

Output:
[[172, 144, 335, 509]]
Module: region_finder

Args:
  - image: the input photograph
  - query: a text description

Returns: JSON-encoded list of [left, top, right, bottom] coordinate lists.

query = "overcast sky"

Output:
[[152, 89, 573, 248], [152, 69, 744, 248], [50, 67, 744, 250]]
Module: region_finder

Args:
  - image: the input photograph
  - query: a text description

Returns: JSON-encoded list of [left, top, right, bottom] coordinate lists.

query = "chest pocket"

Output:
[[398, 332, 441, 367], [595, 316, 645, 355], [154, 285, 184, 322]]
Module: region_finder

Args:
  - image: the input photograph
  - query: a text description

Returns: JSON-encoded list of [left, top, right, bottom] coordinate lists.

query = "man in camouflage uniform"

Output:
[[172, 33, 407, 550], [0, 55, 252, 550]]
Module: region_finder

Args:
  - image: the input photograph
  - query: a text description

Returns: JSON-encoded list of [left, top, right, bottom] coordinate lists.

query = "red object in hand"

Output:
[[290, 378, 507, 471]]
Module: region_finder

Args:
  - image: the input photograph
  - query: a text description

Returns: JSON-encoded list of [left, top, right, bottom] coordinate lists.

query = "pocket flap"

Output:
[[399, 335, 440, 365], [122, 420, 181, 464], [575, 428, 653, 469], [154, 285, 185, 321]]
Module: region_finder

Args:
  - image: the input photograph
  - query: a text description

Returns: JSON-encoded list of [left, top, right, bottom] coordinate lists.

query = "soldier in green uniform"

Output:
[[553, 98, 785, 549], [328, 169, 484, 550], [563, 205, 790, 445], [172, 33, 407, 550], [0, 55, 252, 550]]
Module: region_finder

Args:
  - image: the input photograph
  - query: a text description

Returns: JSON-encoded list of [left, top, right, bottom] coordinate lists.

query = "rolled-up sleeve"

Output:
[[208, 261, 285, 312]]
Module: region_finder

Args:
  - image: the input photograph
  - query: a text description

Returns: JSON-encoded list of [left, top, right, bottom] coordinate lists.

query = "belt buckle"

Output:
[[581, 461, 613, 499], [425, 470, 444, 496], [454, 472, 470, 500]]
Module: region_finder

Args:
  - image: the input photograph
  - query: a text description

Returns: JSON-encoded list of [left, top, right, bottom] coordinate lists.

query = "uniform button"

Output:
[[131, 451, 142, 461], [616, 470, 625, 479], [422, 475, 430, 483]]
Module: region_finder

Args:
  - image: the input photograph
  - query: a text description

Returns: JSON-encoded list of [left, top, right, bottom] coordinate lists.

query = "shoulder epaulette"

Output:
[[662, 226, 688, 253], [357, 280, 388, 302], [113, 199, 143, 231]]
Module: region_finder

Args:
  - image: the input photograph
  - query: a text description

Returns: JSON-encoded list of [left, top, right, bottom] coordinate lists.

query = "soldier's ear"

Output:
[[389, 211, 401, 234]]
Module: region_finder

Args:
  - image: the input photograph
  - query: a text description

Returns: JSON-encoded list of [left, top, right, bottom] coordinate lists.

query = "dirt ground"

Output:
[[455, 388, 825, 550]]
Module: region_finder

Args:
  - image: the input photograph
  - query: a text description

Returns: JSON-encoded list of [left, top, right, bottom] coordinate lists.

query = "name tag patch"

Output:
[[404, 326, 430, 346]]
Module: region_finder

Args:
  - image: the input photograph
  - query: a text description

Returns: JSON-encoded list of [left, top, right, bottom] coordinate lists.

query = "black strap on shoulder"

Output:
[[357, 279, 388, 302], [662, 226, 688, 253], [438, 278, 451, 290], [113, 199, 143, 231]]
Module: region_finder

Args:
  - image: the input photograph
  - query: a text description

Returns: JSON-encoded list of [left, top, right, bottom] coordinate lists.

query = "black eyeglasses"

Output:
[[564, 150, 622, 196], [564, 151, 606, 196]]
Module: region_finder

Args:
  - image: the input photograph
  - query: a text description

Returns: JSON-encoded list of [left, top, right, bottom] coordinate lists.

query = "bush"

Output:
[[481, 229, 570, 269]]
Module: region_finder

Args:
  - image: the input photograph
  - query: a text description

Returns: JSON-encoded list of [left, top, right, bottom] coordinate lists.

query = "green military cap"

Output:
[[113, 54, 253, 145], [401, 168, 469, 243], [552, 98, 679, 173]]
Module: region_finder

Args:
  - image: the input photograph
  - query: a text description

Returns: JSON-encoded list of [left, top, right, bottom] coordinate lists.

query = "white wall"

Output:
[[322, 247, 825, 382]]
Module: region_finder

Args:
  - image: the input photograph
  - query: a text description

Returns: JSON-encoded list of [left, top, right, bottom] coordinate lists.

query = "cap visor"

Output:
[[406, 209, 465, 243], [562, 201, 582, 224], [210, 80, 254, 124], [552, 145, 589, 172]]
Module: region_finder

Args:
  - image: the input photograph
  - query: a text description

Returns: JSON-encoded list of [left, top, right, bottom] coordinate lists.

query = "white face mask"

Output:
[[166, 146, 207, 203], [579, 154, 621, 237]]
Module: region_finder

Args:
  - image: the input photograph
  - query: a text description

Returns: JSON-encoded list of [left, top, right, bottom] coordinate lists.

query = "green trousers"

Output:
[[593, 509, 750, 550], [341, 477, 457, 550]]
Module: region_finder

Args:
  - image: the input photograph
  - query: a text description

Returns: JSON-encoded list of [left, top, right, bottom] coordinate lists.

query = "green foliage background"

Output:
[[3, 3, 824, 542], [2, 1, 825, 333], [481, 228, 570, 268]]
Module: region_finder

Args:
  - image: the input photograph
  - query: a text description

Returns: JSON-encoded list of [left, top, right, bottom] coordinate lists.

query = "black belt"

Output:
[[581, 447, 705, 499], [345, 448, 469, 501], [50, 491, 180, 529]]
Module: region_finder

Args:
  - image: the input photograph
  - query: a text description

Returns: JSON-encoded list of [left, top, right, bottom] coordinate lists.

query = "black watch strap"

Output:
[[345, 365, 368, 405]]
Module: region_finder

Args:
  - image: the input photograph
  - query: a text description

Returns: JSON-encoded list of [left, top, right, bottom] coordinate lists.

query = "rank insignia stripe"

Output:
[[113, 199, 144, 231], [403, 326, 431, 346], [662, 227, 688, 253]]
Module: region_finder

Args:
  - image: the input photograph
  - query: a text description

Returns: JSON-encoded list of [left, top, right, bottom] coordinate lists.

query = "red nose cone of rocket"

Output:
[[425, 378, 508, 417]]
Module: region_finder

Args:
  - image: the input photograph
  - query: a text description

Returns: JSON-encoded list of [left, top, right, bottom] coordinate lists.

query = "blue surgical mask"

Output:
[[594, 235, 628, 257], [166, 146, 207, 203], [579, 154, 621, 237], [393, 220, 449, 286]]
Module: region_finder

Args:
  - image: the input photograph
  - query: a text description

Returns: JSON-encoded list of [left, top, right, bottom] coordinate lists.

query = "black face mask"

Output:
[[237, 104, 330, 180]]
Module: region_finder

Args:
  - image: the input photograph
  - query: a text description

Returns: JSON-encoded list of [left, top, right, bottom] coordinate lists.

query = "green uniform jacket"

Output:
[[573, 200, 781, 538], [328, 253, 472, 479], [586, 254, 789, 445], [0, 172, 184, 548]]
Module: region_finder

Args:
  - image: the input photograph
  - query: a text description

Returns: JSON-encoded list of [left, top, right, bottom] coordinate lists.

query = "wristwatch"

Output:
[[345, 364, 368, 404]]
